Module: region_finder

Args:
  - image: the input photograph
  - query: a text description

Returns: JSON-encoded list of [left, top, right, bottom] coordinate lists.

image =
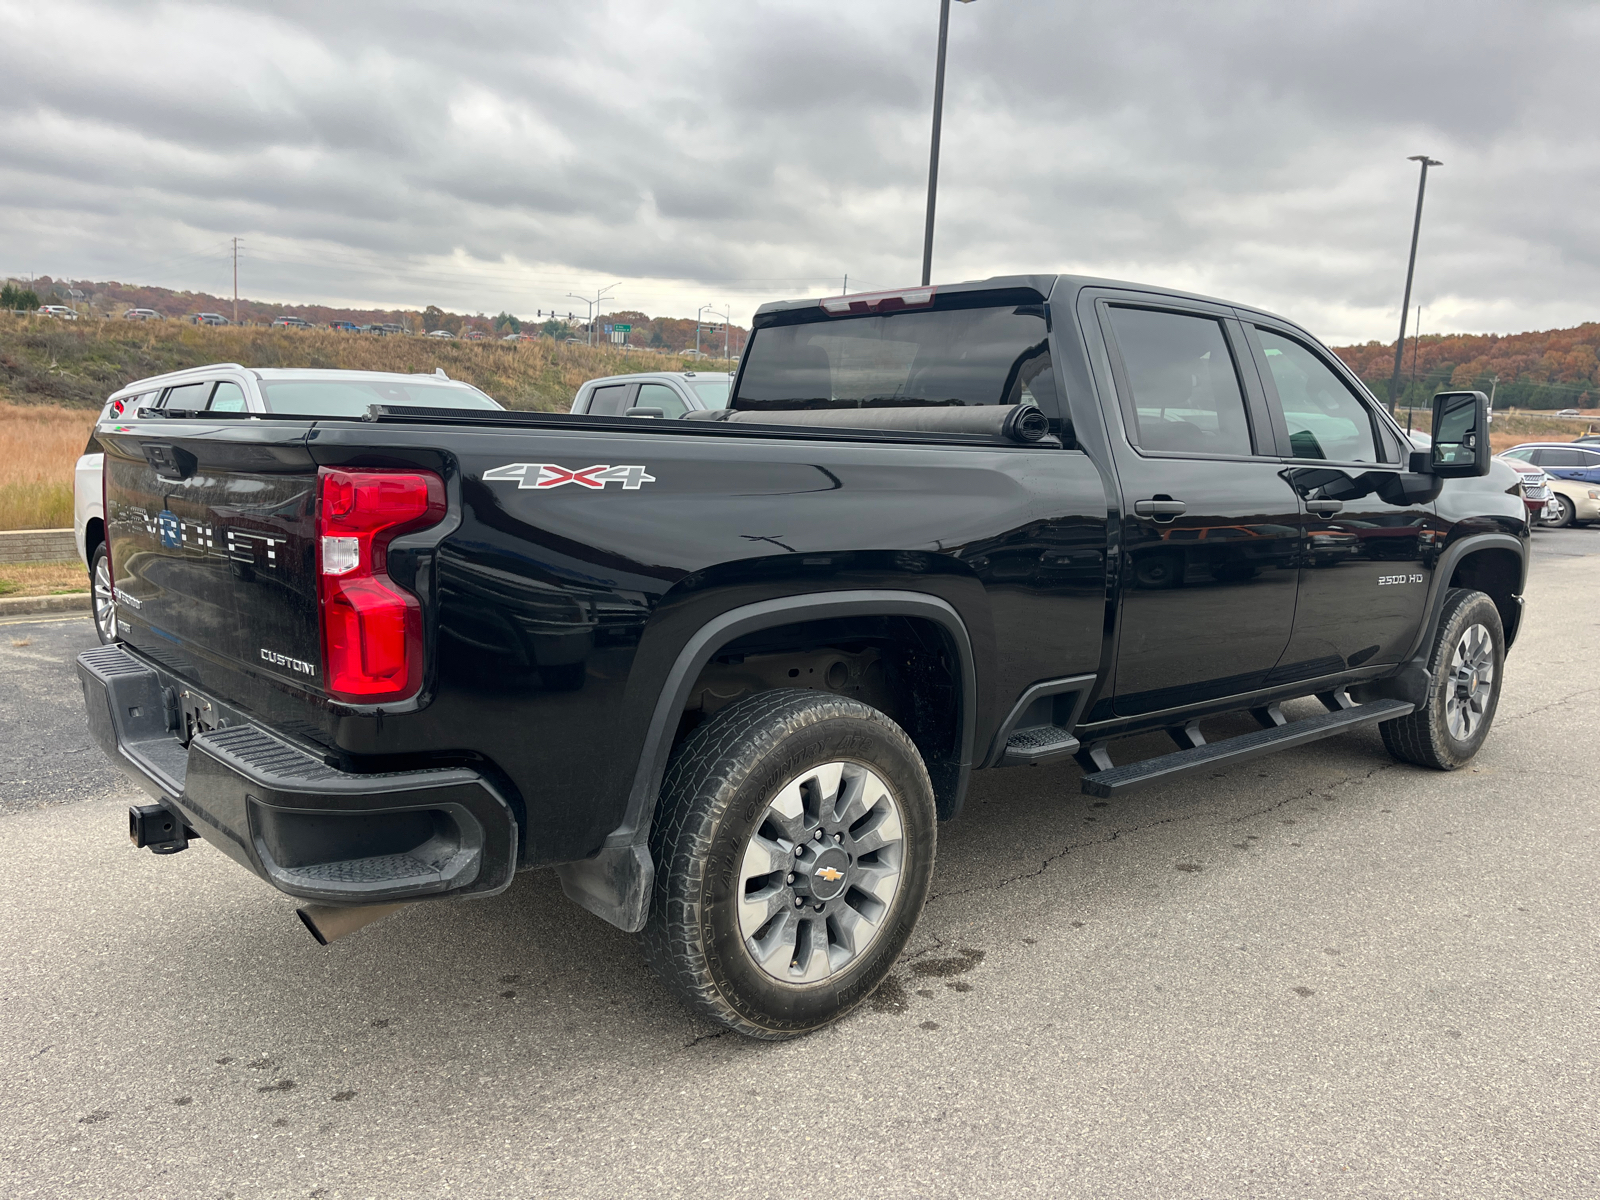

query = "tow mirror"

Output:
[[1427, 390, 1491, 478]]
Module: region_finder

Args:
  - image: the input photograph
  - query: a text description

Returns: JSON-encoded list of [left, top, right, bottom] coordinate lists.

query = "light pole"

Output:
[[567, 284, 620, 348], [1388, 155, 1441, 413], [921, 0, 977, 288]]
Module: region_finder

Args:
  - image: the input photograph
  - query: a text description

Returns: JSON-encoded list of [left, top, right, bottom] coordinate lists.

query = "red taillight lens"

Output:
[[317, 468, 445, 703]]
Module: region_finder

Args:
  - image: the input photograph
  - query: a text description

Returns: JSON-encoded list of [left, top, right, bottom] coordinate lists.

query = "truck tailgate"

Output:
[[101, 421, 324, 693]]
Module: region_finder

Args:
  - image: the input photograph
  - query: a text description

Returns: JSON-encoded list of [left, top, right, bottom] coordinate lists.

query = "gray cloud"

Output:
[[1, 0, 1596, 341]]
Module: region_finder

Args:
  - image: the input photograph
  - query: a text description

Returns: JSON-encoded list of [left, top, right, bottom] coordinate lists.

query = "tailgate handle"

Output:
[[142, 443, 197, 480], [1306, 499, 1344, 515], [1134, 499, 1187, 518]]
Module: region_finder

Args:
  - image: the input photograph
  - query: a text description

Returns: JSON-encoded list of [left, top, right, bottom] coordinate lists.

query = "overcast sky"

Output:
[[2, 0, 1596, 343]]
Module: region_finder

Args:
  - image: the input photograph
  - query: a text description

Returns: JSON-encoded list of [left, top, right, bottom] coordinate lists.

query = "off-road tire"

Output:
[[1380, 588, 1504, 770], [641, 688, 937, 1040]]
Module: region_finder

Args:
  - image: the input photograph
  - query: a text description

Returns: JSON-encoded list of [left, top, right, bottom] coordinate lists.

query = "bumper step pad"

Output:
[[1080, 698, 1414, 798]]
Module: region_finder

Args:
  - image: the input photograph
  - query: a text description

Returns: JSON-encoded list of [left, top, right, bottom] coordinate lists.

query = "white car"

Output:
[[122, 308, 161, 320], [37, 305, 78, 319], [75, 366, 503, 642]]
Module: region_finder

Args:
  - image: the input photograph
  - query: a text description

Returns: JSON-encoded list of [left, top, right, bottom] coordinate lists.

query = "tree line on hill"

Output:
[[1331, 325, 1600, 410], [3, 277, 748, 357]]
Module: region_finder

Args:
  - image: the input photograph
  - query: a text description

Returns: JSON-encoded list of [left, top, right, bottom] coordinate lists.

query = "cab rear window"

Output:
[[735, 304, 1057, 416]]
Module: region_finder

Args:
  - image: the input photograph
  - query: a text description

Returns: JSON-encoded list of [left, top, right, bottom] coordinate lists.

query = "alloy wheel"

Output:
[[737, 760, 904, 984], [1446, 622, 1495, 741], [92, 553, 115, 640]]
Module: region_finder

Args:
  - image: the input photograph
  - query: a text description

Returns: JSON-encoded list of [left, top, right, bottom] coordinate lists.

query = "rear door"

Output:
[[1241, 319, 1435, 675], [1533, 446, 1600, 485], [1093, 294, 1304, 716]]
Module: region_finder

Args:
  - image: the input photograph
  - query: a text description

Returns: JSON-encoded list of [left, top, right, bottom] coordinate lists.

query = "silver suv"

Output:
[[568, 371, 732, 418]]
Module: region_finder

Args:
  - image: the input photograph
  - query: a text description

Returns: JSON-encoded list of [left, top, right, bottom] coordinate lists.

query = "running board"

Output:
[[1079, 698, 1414, 798]]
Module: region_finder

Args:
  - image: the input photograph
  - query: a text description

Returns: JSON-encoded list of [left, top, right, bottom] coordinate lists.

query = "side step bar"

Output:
[[1079, 698, 1414, 798]]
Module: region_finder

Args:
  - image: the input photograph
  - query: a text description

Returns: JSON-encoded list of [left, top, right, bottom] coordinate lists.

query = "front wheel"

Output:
[[90, 543, 116, 644], [1380, 588, 1504, 770], [642, 688, 937, 1040], [1549, 494, 1576, 528]]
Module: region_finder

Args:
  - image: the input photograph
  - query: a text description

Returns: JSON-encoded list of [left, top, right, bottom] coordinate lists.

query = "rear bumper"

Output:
[[77, 644, 517, 905]]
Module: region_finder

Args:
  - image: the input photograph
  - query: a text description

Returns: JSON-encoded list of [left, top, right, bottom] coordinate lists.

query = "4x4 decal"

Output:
[[483, 463, 656, 490]]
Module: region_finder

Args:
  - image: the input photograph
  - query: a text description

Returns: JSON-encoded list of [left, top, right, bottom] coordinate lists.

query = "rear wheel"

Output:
[[1380, 589, 1504, 770], [642, 688, 936, 1040], [90, 544, 115, 644]]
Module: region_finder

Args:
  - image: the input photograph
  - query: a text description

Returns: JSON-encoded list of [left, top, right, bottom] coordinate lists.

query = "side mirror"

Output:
[[1429, 390, 1491, 478]]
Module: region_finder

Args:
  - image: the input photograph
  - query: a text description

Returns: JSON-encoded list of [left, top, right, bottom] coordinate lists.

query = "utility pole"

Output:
[[232, 237, 239, 324], [921, 0, 977, 287], [1388, 155, 1441, 413]]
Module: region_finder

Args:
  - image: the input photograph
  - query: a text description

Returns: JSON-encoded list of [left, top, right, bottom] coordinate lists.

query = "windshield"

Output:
[[689, 380, 731, 408], [733, 304, 1056, 412], [256, 379, 502, 416]]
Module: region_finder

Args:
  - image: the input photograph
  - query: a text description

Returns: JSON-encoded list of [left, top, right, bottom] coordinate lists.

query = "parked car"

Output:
[[81, 273, 1528, 1040], [189, 312, 230, 326], [271, 316, 311, 329], [1500, 443, 1600, 525], [74, 365, 502, 643], [425, 329, 455, 339], [121, 308, 161, 321], [1496, 456, 1560, 524], [37, 305, 78, 319], [377, 323, 407, 336], [568, 371, 733, 418], [464, 330, 487, 341]]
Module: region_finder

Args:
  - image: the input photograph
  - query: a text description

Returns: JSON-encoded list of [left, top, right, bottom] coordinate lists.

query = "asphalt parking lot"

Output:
[[3, 527, 1597, 1199]]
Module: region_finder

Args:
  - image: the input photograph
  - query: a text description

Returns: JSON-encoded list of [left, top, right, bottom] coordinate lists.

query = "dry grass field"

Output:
[[0, 560, 87, 596], [0, 402, 95, 530]]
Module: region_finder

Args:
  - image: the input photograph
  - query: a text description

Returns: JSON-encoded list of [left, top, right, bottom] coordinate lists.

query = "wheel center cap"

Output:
[[805, 846, 851, 901]]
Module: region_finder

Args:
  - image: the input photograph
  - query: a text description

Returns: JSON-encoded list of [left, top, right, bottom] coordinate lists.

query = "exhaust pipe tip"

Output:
[[295, 902, 410, 946]]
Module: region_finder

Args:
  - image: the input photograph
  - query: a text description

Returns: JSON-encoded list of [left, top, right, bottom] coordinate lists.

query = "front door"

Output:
[[1096, 300, 1305, 717], [1242, 322, 1436, 676]]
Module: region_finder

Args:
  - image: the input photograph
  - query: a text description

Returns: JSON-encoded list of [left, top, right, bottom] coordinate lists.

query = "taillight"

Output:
[[819, 286, 936, 316], [317, 468, 445, 703]]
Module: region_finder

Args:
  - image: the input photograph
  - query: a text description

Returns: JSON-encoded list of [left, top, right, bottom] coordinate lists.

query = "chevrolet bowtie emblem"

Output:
[[816, 867, 844, 883]]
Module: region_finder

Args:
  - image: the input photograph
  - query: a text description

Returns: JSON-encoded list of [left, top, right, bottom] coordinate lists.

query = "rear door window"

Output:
[[635, 383, 688, 418], [1254, 329, 1381, 464], [1105, 306, 1254, 456], [586, 384, 633, 416], [160, 382, 210, 411], [208, 381, 248, 412]]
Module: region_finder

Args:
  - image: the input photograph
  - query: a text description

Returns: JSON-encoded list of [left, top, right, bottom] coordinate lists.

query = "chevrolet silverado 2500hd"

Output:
[[79, 275, 1528, 1039]]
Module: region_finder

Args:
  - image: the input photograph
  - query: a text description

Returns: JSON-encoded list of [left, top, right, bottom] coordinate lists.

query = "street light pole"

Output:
[[921, 0, 975, 288], [1388, 155, 1441, 413], [567, 284, 620, 348]]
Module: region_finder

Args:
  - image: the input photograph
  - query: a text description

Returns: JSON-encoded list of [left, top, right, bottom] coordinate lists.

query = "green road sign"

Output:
[[613, 324, 631, 333]]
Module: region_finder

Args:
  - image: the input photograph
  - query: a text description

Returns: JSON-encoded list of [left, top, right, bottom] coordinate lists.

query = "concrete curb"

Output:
[[0, 593, 91, 617]]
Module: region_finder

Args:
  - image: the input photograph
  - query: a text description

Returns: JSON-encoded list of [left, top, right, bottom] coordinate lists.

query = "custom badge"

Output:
[[483, 463, 656, 490]]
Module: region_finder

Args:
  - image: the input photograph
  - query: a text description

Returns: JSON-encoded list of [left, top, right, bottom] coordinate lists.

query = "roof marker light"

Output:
[[819, 287, 937, 316]]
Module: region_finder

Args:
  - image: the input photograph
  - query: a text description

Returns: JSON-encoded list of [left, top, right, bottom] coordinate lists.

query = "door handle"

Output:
[[1306, 499, 1344, 515], [1134, 499, 1187, 517]]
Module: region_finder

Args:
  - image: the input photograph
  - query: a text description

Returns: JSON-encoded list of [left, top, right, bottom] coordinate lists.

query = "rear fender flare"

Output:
[[555, 591, 977, 933]]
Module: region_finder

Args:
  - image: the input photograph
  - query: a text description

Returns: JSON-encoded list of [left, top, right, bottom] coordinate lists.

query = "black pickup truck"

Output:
[[80, 275, 1528, 1039]]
